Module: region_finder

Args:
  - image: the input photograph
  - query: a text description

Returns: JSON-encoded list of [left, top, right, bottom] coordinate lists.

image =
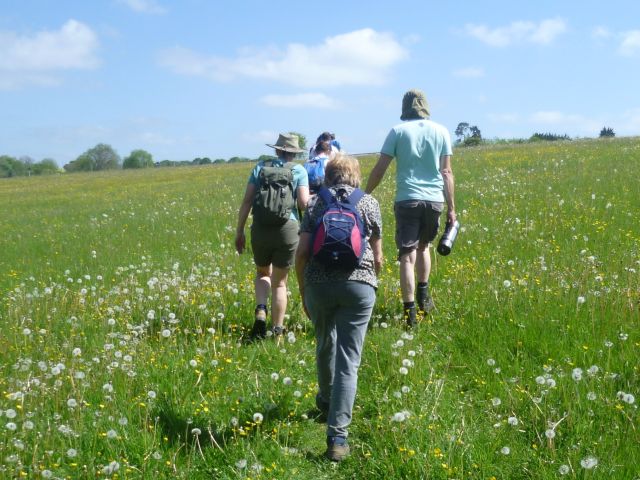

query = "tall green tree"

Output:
[[0, 155, 27, 177], [32, 159, 59, 175], [65, 143, 121, 172], [123, 149, 154, 169]]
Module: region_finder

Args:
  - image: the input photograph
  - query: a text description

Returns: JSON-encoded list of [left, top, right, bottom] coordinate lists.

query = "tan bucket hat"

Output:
[[400, 89, 430, 121], [266, 133, 305, 153]]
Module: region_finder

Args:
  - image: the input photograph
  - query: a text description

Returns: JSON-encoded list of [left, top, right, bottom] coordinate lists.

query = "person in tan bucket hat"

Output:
[[266, 133, 306, 153], [236, 133, 309, 341], [366, 89, 456, 327]]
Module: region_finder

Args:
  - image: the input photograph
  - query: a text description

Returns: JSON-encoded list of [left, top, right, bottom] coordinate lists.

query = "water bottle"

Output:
[[437, 220, 460, 256]]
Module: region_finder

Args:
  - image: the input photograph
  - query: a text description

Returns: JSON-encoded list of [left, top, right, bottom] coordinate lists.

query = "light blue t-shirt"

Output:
[[248, 159, 309, 221], [380, 119, 453, 202]]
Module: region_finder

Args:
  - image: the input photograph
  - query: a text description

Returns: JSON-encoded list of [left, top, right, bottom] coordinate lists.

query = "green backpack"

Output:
[[252, 161, 296, 226]]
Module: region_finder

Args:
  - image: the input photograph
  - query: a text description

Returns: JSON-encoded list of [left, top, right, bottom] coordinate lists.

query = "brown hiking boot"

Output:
[[325, 437, 350, 462]]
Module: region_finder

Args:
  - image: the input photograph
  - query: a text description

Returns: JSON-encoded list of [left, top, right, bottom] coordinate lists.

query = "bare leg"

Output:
[[415, 243, 430, 284], [255, 265, 271, 307], [399, 250, 417, 303], [270, 266, 289, 328]]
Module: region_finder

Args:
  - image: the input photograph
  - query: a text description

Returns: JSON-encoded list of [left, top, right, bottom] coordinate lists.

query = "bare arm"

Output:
[[296, 185, 310, 212], [295, 232, 312, 318], [235, 183, 256, 254], [365, 153, 393, 194], [369, 236, 383, 276], [439, 155, 456, 225]]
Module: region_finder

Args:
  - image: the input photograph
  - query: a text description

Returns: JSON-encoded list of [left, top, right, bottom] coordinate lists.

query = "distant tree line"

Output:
[[0, 155, 60, 178], [454, 122, 618, 147]]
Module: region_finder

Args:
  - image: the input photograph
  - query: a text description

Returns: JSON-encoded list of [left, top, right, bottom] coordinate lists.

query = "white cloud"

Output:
[[465, 18, 567, 47], [0, 20, 99, 89], [452, 67, 485, 78], [619, 30, 640, 56], [592, 26, 612, 40], [158, 28, 408, 88], [260, 93, 340, 109], [530, 111, 600, 133], [118, 0, 166, 14], [613, 108, 640, 135]]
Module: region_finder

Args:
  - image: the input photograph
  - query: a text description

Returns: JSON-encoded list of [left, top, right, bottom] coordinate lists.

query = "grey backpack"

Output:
[[252, 161, 296, 226]]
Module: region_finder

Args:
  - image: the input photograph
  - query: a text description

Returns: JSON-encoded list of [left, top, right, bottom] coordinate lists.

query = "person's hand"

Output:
[[235, 231, 245, 254], [374, 258, 383, 276], [447, 210, 457, 226]]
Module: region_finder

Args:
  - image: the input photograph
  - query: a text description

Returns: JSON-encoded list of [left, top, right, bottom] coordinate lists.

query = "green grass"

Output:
[[0, 138, 638, 479]]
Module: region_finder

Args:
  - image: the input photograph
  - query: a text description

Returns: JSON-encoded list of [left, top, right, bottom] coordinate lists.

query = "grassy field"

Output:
[[0, 138, 638, 479]]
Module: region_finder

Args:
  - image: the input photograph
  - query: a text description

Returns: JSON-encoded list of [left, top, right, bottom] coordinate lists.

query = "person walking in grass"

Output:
[[304, 140, 332, 196], [235, 133, 309, 341], [365, 88, 456, 327], [295, 154, 383, 462]]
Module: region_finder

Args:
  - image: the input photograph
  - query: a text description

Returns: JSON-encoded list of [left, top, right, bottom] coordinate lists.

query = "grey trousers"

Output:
[[305, 281, 376, 438]]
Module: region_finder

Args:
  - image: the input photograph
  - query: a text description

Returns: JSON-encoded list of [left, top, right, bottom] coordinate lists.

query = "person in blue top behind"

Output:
[[366, 89, 457, 327], [235, 133, 309, 341]]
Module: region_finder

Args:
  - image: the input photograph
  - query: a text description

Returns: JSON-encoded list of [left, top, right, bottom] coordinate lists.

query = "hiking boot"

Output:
[[272, 325, 287, 337], [247, 319, 267, 342], [325, 436, 350, 462], [418, 295, 435, 314], [404, 305, 417, 328]]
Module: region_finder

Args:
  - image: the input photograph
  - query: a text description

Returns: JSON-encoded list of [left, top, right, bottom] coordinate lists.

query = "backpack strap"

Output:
[[317, 186, 333, 206], [346, 188, 365, 206]]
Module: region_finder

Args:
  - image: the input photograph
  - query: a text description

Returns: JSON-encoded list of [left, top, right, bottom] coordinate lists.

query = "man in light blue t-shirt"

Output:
[[366, 89, 456, 327]]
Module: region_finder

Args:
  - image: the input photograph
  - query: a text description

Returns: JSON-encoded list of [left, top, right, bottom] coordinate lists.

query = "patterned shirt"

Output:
[[301, 185, 382, 288]]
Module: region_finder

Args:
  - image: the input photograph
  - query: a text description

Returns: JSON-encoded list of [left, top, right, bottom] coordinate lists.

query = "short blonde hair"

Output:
[[324, 154, 361, 188]]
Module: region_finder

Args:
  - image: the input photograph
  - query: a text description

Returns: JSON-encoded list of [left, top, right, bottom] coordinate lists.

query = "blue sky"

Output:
[[1, 0, 639, 165]]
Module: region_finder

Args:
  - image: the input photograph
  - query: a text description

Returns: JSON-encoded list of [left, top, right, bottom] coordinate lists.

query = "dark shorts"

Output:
[[394, 200, 444, 256], [251, 219, 299, 268]]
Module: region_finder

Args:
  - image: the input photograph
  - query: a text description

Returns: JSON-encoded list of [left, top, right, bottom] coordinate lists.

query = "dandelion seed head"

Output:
[[491, 397, 502, 407], [500, 446, 510, 455], [102, 461, 120, 475], [507, 416, 518, 426], [253, 413, 263, 423], [399, 367, 409, 375], [580, 456, 598, 469], [545, 429, 556, 439], [236, 459, 247, 469], [559, 464, 570, 475]]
